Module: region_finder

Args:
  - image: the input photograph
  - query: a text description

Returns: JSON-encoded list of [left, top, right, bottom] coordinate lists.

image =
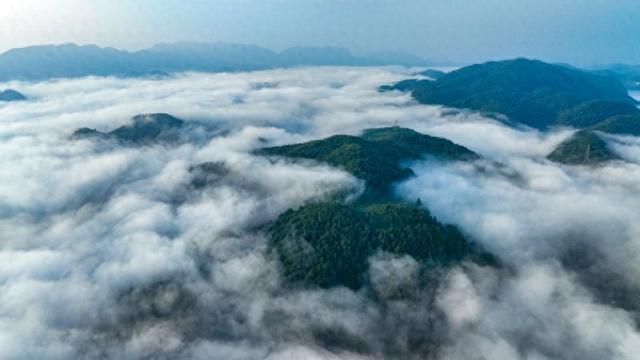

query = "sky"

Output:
[[1, 0, 640, 67]]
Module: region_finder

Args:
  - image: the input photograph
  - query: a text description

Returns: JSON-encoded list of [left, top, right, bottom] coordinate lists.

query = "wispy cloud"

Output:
[[2, 67, 640, 359]]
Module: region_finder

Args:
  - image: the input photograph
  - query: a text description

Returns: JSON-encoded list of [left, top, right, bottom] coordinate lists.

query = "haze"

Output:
[[3, 0, 640, 66]]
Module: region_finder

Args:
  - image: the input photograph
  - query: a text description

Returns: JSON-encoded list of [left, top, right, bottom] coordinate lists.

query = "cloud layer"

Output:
[[1, 67, 640, 359]]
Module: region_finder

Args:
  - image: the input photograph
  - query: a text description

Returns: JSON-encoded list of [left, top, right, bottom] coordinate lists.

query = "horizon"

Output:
[[0, 41, 634, 69], [4, 3, 640, 359], [2, 0, 640, 66]]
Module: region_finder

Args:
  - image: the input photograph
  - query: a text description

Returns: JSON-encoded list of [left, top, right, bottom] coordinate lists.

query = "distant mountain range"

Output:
[[0, 42, 433, 81]]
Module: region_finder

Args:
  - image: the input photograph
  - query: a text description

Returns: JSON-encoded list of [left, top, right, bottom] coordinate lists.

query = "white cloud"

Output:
[[1, 67, 640, 359]]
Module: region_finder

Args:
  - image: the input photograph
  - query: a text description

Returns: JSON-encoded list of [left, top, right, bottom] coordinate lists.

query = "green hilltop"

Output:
[[0, 89, 27, 102], [72, 113, 188, 145], [548, 114, 640, 165], [555, 100, 639, 128], [258, 126, 477, 192], [256, 127, 495, 290]]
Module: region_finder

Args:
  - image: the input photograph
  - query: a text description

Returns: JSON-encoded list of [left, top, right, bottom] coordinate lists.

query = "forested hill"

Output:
[[0, 89, 27, 102], [548, 114, 640, 165], [72, 113, 187, 145], [382, 58, 637, 130], [258, 127, 477, 191], [254, 127, 494, 290], [269, 201, 495, 289]]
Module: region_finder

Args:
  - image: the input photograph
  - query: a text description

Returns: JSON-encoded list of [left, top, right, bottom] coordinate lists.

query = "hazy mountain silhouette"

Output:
[[0, 42, 432, 81], [0, 89, 27, 101]]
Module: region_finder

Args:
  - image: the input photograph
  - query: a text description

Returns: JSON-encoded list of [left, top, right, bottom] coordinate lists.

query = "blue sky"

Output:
[[2, 0, 639, 65]]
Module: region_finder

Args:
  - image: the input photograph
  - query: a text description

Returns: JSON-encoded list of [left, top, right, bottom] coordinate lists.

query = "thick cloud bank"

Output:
[[1, 67, 640, 359]]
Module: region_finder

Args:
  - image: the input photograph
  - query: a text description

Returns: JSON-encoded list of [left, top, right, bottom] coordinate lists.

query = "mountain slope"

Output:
[[259, 127, 476, 191], [385, 58, 636, 129], [548, 114, 640, 164], [269, 201, 490, 289], [259, 127, 492, 289], [547, 131, 619, 164], [555, 100, 640, 128], [72, 113, 188, 145], [0, 44, 133, 80], [589, 114, 640, 135]]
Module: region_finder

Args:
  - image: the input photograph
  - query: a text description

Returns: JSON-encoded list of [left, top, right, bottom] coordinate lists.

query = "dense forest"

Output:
[[258, 127, 477, 192], [382, 58, 640, 166], [268, 202, 491, 289], [382, 58, 637, 130], [548, 114, 640, 164], [258, 127, 494, 289]]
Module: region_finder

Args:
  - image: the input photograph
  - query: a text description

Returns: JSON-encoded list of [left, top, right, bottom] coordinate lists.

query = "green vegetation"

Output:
[[261, 134, 411, 190], [260, 127, 493, 290], [269, 202, 486, 289], [595, 65, 640, 91], [72, 113, 185, 144], [269, 203, 373, 289], [365, 203, 471, 264], [589, 114, 640, 136], [110, 113, 185, 142], [547, 115, 640, 165], [547, 130, 619, 165], [556, 100, 639, 128], [259, 127, 476, 191], [360, 127, 477, 160], [384, 58, 636, 129]]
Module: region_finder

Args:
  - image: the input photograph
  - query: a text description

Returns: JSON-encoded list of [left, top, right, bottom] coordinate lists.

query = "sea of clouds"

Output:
[[1, 67, 640, 359]]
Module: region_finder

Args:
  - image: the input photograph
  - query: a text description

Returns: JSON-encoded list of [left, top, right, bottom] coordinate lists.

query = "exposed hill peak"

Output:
[[72, 113, 189, 145], [259, 126, 477, 192], [547, 130, 620, 165], [0, 89, 27, 102], [548, 114, 640, 165]]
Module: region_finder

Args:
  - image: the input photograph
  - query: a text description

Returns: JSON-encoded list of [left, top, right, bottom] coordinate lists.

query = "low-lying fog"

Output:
[[1, 67, 640, 359]]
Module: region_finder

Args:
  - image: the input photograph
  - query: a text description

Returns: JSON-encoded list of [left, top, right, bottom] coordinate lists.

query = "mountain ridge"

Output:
[[253, 127, 495, 289], [0, 42, 434, 81], [547, 114, 640, 165], [383, 58, 637, 130], [72, 113, 192, 145], [258, 126, 477, 193]]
